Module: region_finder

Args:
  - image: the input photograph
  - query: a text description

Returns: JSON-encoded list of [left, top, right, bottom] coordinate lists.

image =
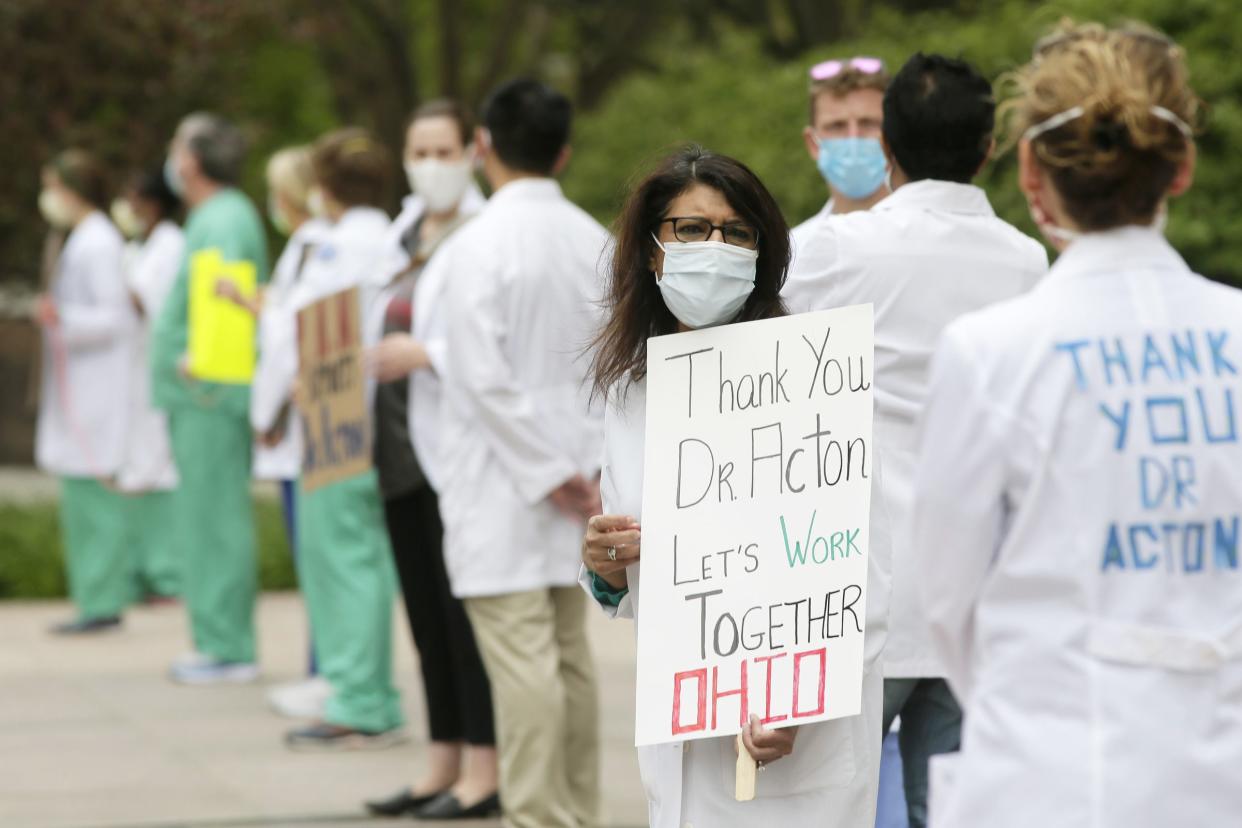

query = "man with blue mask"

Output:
[[785, 53, 1049, 828], [791, 56, 890, 261]]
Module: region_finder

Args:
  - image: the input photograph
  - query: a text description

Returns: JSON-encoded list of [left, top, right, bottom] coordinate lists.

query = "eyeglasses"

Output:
[[660, 217, 760, 249], [809, 56, 884, 81]]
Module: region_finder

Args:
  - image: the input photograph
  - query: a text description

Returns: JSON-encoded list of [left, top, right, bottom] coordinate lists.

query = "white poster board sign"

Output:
[[635, 305, 874, 746]]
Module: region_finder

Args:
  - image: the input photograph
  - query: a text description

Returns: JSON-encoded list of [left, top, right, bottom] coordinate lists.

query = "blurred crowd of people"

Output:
[[31, 16, 1241, 828]]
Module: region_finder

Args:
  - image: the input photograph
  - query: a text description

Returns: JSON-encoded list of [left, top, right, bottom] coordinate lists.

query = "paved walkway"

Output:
[[0, 594, 647, 828]]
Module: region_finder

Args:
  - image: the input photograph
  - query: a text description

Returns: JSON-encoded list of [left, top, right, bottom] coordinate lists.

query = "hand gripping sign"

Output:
[[297, 286, 372, 492], [635, 305, 874, 748]]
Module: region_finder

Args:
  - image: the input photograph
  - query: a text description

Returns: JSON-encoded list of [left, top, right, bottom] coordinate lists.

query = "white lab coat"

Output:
[[251, 218, 329, 481], [36, 212, 135, 478], [913, 226, 1242, 828], [579, 378, 884, 828], [784, 180, 1048, 678], [788, 197, 833, 273], [262, 208, 392, 431], [437, 178, 608, 597], [358, 195, 485, 493], [385, 187, 487, 257], [118, 220, 184, 492]]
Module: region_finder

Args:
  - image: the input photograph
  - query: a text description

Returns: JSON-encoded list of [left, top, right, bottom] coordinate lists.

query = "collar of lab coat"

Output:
[[334, 205, 391, 235], [64, 210, 117, 257], [488, 176, 563, 205], [398, 181, 487, 221], [874, 179, 995, 217], [1046, 225, 1191, 282]]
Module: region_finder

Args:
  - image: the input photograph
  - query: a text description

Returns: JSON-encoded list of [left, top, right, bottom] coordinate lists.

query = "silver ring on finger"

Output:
[[607, 546, 617, 562], [758, 760, 767, 772]]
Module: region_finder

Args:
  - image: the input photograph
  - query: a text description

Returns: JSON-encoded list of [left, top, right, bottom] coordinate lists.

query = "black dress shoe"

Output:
[[365, 787, 445, 817], [414, 791, 501, 821], [50, 616, 121, 635]]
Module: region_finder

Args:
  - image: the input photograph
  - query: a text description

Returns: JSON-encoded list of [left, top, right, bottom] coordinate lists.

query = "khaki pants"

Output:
[[465, 586, 600, 828]]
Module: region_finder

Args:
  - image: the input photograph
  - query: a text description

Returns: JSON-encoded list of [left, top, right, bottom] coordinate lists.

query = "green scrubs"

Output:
[[60, 478, 133, 620], [150, 188, 267, 664], [128, 491, 181, 598], [297, 471, 403, 732]]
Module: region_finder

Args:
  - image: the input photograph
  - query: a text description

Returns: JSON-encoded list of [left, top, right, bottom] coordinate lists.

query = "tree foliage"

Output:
[[2, 0, 1238, 285], [562, 0, 1242, 284]]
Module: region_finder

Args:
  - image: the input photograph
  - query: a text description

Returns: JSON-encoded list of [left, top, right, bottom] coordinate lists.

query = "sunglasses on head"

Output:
[[809, 56, 885, 80]]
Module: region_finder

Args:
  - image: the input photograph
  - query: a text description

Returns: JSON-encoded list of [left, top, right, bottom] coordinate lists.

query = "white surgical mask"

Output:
[[652, 235, 758, 329], [38, 189, 76, 229], [267, 193, 292, 236], [307, 186, 327, 219], [110, 198, 146, 239], [405, 157, 473, 213], [163, 155, 185, 198]]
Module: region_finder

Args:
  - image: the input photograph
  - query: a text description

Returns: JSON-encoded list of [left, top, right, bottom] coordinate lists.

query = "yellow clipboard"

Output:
[[188, 248, 257, 384]]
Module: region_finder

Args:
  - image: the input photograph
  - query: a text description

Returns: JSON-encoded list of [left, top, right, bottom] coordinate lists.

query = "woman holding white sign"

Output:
[[580, 145, 883, 827], [912, 22, 1242, 828]]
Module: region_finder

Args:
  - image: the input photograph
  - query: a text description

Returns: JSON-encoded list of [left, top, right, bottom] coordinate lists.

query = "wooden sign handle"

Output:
[[735, 734, 757, 801]]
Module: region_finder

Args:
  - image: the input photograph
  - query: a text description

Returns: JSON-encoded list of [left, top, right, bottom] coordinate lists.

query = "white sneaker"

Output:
[[268, 676, 332, 719], [172, 651, 212, 670], [170, 657, 260, 685]]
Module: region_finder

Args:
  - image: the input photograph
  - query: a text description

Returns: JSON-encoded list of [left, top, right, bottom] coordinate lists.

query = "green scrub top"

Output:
[[151, 188, 269, 418]]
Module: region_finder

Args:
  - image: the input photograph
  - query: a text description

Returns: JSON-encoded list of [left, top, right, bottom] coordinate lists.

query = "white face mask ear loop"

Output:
[[1149, 105, 1194, 140], [1022, 105, 1087, 142]]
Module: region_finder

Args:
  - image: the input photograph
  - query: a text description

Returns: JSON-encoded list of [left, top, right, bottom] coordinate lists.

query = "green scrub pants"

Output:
[[129, 490, 181, 598], [297, 471, 402, 732], [169, 407, 257, 663], [59, 477, 133, 620]]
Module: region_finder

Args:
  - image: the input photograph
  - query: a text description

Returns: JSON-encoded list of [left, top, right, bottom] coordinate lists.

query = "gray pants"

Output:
[[882, 678, 962, 828]]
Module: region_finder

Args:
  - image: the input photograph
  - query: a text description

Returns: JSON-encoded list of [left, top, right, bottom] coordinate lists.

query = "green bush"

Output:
[[562, 0, 1242, 285], [0, 497, 298, 600]]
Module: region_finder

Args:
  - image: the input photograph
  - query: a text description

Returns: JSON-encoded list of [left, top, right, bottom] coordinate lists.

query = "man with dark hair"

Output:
[[433, 77, 606, 826], [881, 53, 996, 184], [783, 53, 1049, 828], [478, 78, 572, 175], [151, 112, 268, 685]]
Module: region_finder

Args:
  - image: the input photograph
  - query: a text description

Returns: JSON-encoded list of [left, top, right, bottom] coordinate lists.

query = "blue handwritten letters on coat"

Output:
[[1053, 330, 1239, 573]]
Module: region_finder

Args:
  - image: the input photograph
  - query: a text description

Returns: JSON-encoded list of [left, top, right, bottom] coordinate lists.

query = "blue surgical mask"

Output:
[[164, 156, 185, 198], [816, 137, 887, 200]]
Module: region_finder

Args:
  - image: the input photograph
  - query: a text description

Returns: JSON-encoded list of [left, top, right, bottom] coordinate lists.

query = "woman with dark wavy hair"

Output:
[[579, 146, 865, 826], [588, 145, 788, 396]]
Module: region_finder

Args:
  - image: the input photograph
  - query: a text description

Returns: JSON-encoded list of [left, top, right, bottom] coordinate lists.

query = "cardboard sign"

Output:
[[188, 248, 257, 383], [297, 286, 371, 492], [634, 305, 874, 746]]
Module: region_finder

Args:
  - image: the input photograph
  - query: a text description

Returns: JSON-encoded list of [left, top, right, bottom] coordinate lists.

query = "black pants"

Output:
[[384, 486, 495, 745]]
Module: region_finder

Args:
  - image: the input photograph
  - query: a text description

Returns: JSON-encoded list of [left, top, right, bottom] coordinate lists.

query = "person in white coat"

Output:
[[113, 168, 185, 603], [913, 23, 1238, 828], [783, 52, 1049, 828], [580, 145, 885, 828], [362, 99, 499, 822], [791, 56, 890, 258], [33, 150, 136, 634], [241, 145, 330, 719], [435, 79, 606, 828], [261, 129, 405, 751]]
